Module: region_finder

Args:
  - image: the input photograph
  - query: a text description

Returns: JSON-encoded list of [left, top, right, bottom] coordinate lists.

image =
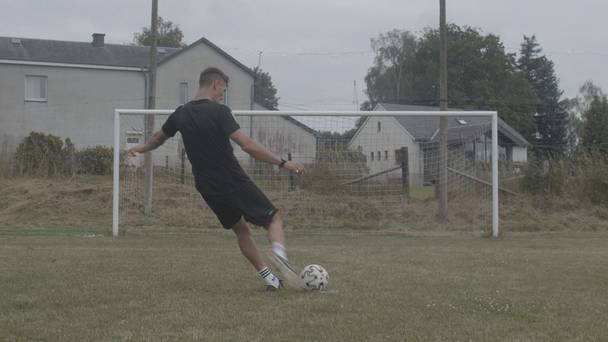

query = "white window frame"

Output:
[[223, 86, 229, 105], [25, 75, 48, 102]]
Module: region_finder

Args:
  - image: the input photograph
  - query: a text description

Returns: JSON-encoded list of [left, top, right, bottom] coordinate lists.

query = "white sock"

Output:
[[271, 242, 287, 260], [259, 266, 280, 288]]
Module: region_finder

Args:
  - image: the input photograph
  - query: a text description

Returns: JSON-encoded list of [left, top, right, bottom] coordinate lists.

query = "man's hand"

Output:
[[127, 144, 146, 157], [283, 161, 305, 175], [126, 131, 170, 157]]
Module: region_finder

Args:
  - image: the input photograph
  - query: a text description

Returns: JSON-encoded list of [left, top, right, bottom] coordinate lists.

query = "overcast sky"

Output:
[[2, 0, 607, 112]]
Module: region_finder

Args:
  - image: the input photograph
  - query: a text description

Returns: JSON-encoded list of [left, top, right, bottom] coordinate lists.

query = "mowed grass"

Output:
[[1, 230, 608, 341]]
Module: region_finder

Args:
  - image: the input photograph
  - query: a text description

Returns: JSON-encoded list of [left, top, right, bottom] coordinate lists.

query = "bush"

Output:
[[577, 151, 608, 205], [522, 150, 608, 206], [13, 133, 118, 177], [316, 148, 368, 178], [76, 146, 114, 175], [298, 148, 369, 194], [0, 159, 10, 178], [14, 132, 76, 176], [521, 154, 566, 195]]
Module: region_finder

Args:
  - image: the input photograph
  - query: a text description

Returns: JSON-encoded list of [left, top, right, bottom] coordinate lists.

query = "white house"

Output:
[[0, 33, 316, 167], [348, 103, 530, 187], [0, 33, 254, 158]]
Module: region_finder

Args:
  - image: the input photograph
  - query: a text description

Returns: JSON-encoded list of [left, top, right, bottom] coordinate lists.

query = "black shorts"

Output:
[[197, 182, 278, 229]]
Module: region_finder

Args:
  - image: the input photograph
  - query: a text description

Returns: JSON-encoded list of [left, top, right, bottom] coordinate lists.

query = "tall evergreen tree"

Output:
[[518, 36, 568, 155]]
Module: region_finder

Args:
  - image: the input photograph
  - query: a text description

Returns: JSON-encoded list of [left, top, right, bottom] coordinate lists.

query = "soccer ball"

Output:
[[299, 264, 329, 291]]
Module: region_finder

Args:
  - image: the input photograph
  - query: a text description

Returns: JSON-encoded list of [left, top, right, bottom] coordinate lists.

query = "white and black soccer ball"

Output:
[[299, 264, 329, 291]]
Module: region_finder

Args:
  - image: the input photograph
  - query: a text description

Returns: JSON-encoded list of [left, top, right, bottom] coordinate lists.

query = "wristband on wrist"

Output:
[[278, 158, 287, 168]]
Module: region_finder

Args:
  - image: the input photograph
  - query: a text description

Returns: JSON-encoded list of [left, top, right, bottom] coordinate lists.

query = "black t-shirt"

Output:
[[161, 99, 251, 196]]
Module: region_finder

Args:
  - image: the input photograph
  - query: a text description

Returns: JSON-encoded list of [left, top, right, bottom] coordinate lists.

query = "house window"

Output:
[[377, 122, 381, 132], [223, 86, 229, 105], [25, 75, 47, 102], [377, 151, 381, 161], [357, 146, 362, 153], [385, 151, 388, 160], [395, 148, 408, 165], [371, 152, 374, 161], [179, 82, 189, 105]]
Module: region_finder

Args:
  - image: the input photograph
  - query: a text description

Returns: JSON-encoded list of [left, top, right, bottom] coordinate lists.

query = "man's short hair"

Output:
[[199, 67, 229, 87]]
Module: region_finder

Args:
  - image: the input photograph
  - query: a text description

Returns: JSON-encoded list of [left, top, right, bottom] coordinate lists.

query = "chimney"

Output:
[[92, 33, 105, 47]]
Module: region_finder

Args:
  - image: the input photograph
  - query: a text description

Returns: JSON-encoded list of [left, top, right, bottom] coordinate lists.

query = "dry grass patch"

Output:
[[1, 176, 607, 233]]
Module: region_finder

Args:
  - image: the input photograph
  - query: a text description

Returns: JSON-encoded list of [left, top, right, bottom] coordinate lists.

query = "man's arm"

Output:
[[229, 129, 304, 174], [127, 130, 170, 156]]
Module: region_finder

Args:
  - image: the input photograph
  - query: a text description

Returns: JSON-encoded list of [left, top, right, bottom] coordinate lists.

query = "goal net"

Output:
[[113, 109, 499, 236]]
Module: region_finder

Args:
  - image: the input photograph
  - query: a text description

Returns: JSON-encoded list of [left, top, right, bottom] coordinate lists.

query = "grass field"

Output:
[[2, 229, 608, 341]]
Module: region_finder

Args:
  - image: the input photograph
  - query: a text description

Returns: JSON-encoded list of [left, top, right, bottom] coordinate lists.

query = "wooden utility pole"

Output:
[[438, 0, 448, 219], [143, 0, 158, 216]]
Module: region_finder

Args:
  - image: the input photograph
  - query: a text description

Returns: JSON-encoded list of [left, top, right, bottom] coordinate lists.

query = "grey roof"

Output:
[[0, 36, 179, 68], [376, 103, 530, 146], [0, 35, 255, 76]]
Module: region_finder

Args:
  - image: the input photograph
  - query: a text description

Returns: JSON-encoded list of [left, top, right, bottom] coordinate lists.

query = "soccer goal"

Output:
[[112, 109, 500, 237]]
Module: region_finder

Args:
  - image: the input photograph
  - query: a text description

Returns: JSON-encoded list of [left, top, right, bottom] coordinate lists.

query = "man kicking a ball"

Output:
[[128, 67, 303, 292]]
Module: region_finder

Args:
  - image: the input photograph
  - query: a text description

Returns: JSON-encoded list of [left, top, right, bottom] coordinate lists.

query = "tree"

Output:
[[253, 67, 279, 110], [360, 101, 375, 111], [563, 81, 605, 118], [518, 36, 562, 113], [364, 30, 418, 108], [518, 35, 568, 156], [341, 116, 367, 142], [133, 16, 186, 48], [413, 25, 537, 139], [363, 25, 538, 140], [581, 94, 608, 152], [562, 81, 605, 152]]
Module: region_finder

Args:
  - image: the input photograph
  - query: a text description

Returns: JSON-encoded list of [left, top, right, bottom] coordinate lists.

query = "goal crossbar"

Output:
[[115, 109, 497, 117], [112, 109, 499, 237]]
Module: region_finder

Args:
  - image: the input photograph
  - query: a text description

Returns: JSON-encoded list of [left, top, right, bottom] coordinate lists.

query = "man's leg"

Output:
[[266, 214, 300, 287], [266, 213, 285, 247], [231, 217, 281, 290], [232, 217, 265, 270]]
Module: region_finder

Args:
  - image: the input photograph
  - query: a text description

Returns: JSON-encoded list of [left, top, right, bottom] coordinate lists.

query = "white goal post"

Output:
[[113, 109, 499, 237]]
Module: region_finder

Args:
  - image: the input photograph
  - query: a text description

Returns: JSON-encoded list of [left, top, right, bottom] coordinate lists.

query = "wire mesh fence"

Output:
[[117, 111, 499, 233]]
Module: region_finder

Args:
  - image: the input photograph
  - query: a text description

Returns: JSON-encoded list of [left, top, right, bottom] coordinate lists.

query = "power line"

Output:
[[499, 46, 608, 57], [224, 46, 373, 57], [226, 44, 608, 58], [226, 44, 608, 60]]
